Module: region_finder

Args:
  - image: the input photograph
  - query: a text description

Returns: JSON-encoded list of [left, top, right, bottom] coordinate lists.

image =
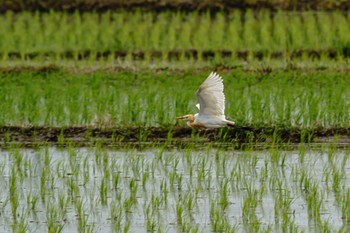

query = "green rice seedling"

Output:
[[123, 220, 131, 233], [333, 11, 350, 51], [179, 13, 195, 51], [141, 170, 149, 191], [12, 148, 25, 180], [192, 12, 209, 54], [144, 201, 155, 231], [169, 170, 177, 190], [196, 155, 209, 184], [273, 188, 296, 231], [322, 163, 332, 189], [242, 10, 258, 52], [27, 192, 39, 214], [99, 179, 108, 206], [160, 179, 168, 204], [210, 202, 238, 232], [75, 198, 95, 233], [287, 12, 306, 50], [39, 166, 49, 204], [2, 138, 350, 231], [225, 10, 243, 52], [57, 129, 65, 146], [341, 150, 350, 171], [1, 10, 350, 68], [272, 11, 288, 51], [146, 214, 157, 232], [300, 178, 324, 228], [137, 129, 150, 143], [0, 12, 13, 59], [58, 192, 69, 216], [211, 12, 225, 51], [270, 148, 282, 165], [46, 201, 66, 233], [175, 203, 183, 226], [259, 160, 269, 183], [151, 192, 162, 210], [183, 191, 198, 211], [82, 156, 90, 186], [340, 188, 350, 223], [4, 69, 348, 129], [218, 179, 230, 210], [303, 12, 320, 49], [259, 10, 273, 52], [11, 212, 29, 233], [316, 12, 334, 51], [331, 169, 342, 195], [242, 188, 260, 227], [4, 132, 11, 145], [122, 178, 138, 213], [109, 201, 123, 230], [9, 166, 19, 221], [66, 175, 80, 201], [112, 170, 120, 190]]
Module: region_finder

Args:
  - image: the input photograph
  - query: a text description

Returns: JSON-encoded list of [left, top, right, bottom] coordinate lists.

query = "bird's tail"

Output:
[[226, 120, 235, 127]]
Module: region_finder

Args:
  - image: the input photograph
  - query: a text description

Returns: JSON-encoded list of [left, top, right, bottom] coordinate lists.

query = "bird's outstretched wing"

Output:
[[196, 72, 225, 117]]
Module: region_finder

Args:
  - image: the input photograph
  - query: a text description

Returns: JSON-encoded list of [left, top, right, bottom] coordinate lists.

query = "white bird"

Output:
[[176, 72, 235, 128]]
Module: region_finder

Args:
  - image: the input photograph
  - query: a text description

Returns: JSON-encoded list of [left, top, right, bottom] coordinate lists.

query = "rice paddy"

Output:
[[0, 145, 349, 232], [1, 70, 350, 129], [1, 7, 350, 233], [1, 10, 350, 63]]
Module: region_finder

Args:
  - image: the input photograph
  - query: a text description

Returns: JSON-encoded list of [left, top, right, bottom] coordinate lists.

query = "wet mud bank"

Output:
[[1, 125, 349, 148], [1, 0, 348, 13], [3, 48, 349, 62]]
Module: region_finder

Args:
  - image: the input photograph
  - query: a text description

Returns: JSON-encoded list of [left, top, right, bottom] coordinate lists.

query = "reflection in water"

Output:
[[0, 146, 349, 232]]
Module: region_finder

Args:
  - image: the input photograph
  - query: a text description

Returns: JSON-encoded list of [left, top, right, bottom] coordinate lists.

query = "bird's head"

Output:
[[176, 114, 195, 122]]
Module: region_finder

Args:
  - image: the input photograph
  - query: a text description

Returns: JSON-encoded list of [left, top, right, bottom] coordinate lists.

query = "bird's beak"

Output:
[[176, 115, 186, 120]]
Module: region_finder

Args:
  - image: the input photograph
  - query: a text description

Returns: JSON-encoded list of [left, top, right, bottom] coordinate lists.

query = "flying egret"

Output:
[[176, 72, 235, 128]]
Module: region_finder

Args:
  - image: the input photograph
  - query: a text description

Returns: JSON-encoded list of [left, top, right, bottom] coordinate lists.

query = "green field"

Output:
[[1, 11, 350, 63], [1, 8, 350, 233], [1, 145, 350, 232], [1, 10, 349, 141], [0, 70, 349, 129]]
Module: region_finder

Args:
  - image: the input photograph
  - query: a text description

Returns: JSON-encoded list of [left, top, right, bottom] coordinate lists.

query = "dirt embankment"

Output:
[[1, 125, 349, 148], [0, 0, 349, 13], [3, 49, 349, 62]]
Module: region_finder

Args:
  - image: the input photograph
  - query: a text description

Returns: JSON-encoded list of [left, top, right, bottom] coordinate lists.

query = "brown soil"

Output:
[[3, 49, 349, 62], [0, 0, 349, 13], [1, 125, 349, 148]]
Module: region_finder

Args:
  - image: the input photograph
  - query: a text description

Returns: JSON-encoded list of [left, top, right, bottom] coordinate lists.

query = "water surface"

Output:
[[0, 146, 349, 232]]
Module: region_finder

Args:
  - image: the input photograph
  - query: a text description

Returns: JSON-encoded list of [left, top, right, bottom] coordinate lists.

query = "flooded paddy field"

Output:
[[1, 145, 350, 232], [1, 8, 350, 233], [1, 66, 350, 233]]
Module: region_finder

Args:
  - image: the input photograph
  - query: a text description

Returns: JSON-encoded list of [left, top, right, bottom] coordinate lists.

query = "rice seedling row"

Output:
[[1, 10, 349, 63], [0, 70, 349, 130], [0, 144, 349, 232]]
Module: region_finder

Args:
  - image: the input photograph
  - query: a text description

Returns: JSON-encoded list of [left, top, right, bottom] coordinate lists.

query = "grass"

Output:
[[0, 6, 349, 233], [0, 144, 349, 232], [0, 70, 349, 129], [0, 10, 350, 63]]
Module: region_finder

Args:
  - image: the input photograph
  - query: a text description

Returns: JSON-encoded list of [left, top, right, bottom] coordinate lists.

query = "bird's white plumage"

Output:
[[176, 71, 234, 128], [196, 72, 225, 117]]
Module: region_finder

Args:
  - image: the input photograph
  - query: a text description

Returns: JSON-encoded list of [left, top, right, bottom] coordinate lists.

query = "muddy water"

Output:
[[0, 147, 349, 232]]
